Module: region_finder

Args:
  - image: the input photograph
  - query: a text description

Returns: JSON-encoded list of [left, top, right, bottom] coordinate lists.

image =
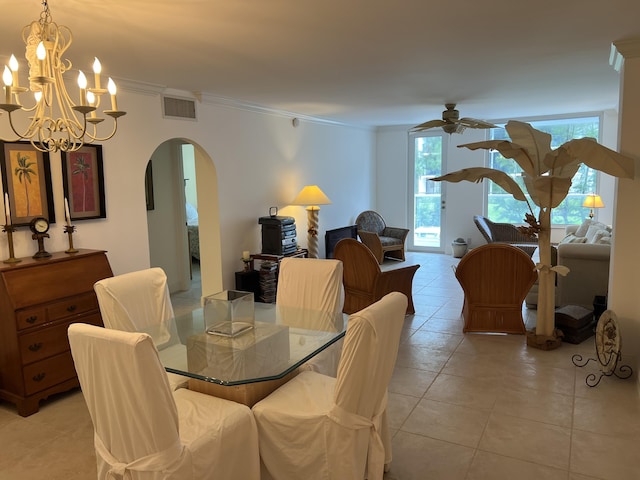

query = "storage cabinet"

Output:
[[0, 250, 113, 416]]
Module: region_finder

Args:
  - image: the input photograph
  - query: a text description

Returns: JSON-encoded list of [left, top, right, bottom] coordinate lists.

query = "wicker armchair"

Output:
[[473, 215, 538, 256], [355, 210, 409, 264], [455, 243, 538, 334], [334, 238, 419, 315]]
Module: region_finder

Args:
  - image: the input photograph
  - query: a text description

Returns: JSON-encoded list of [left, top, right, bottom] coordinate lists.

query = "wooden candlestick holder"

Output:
[[64, 225, 79, 253], [2, 224, 21, 264]]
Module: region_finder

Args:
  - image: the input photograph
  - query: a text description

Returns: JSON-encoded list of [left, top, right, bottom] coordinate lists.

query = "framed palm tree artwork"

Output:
[[0, 141, 55, 226], [61, 145, 106, 221]]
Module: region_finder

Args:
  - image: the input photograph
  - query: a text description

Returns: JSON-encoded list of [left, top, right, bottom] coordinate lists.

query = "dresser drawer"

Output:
[[46, 293, 99, 322], [22, 351, 77, 396], [16, 307, 48, 330], [15, 293, 99, 331], [18, 313, 103, 365]]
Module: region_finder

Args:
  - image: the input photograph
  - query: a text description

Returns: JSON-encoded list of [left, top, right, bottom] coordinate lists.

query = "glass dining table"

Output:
[[143, 302, 347, 406]]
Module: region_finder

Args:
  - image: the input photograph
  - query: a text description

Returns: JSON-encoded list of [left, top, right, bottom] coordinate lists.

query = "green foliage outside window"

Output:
[[413, 135, 443, 230], [488, 116, 600, 224]]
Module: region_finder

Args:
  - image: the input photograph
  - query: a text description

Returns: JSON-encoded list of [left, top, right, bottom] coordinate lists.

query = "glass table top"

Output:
[[144, 303, 346, 386]]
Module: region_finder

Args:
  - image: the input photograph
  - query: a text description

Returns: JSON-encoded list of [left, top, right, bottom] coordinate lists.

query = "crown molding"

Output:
[[114, 78, 371, 130], [613, 37, 640, 59]]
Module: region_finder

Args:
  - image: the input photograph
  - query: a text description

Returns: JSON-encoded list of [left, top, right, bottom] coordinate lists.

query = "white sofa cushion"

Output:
[[574, 219, 593, 237], [560, 234, 587, 244]]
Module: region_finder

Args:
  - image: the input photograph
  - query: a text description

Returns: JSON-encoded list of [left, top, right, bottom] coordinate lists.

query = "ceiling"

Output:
[[2, 0, 640, 127]]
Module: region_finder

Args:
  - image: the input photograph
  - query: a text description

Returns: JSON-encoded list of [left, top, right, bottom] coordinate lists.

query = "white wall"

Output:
[[609, 41, 640, 378], [0, 85, 375, 296]]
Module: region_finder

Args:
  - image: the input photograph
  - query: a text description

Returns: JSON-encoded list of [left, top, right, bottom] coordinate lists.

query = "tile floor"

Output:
[[1, 253, 639, 479]]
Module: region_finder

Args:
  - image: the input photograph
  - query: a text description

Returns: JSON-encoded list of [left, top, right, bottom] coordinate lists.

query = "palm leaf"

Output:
[[461, 140, 538, 177], [431, 167, 528, 202], [527, 176, 572, 208], [504, 121, 552, 176], [547, 138, 635, 179]]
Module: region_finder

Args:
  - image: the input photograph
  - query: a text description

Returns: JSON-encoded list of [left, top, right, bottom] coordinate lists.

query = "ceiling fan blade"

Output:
[[458, 117, 497, 129], [410, 119, 446, 132]]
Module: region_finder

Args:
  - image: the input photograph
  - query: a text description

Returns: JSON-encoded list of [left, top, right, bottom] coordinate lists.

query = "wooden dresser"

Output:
[[0, 249, 113, 416]]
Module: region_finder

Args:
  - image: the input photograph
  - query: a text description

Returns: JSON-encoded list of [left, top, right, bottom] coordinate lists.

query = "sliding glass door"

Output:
[[408, 132, 446, 252]]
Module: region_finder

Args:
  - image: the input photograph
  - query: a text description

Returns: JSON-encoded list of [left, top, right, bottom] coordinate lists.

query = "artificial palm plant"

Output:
[[433, 121, 634, 349]]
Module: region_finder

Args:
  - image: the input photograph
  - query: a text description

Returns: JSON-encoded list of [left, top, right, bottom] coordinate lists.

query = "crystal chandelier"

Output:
[[0, 1, 125, 152]]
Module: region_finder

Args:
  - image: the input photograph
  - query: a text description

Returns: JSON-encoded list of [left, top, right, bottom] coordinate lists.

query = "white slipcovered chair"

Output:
[[275, 257, 344, 377], [68, 323, 260, 480], [93, 267, 187, 390], [252, 292, 407, 480]]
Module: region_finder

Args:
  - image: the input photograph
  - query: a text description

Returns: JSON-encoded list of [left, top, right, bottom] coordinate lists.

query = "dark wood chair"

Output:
[[356, 211, 409, 264], [334, 238, 419, 315], [455, 243, 538, 334]]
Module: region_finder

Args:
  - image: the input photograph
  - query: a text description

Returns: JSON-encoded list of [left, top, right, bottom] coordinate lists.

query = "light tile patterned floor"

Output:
[[1, 253, 638, 479]]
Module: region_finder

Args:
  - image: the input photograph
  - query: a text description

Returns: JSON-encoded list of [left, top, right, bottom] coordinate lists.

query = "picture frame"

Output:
[[0, 141, 55, 226], [145, 161, 154, 211], [61, 145, 106, 221]]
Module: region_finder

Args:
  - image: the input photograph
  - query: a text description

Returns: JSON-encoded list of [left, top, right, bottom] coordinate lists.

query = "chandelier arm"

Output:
[[83, 117, 122, 143]]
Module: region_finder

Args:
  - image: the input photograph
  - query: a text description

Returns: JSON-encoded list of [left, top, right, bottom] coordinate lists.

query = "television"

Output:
[[324, 225, 358, 259]]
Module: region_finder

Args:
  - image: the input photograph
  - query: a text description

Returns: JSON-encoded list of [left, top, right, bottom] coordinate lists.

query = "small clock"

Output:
[[30, 217, 50, 234]]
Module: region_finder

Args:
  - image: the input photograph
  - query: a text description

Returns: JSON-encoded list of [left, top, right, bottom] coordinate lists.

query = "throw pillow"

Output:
[[593, 230, 612, 244], [560, 234, 587, 244], [586, 225, 607, 243], [574, 219, 592, 237], [597, 236, 612, 245]]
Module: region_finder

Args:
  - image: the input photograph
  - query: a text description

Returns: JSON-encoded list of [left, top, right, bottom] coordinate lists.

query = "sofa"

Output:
[[525, 219, 611, 310]]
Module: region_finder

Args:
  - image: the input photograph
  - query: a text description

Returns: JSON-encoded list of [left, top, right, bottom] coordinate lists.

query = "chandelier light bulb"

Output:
[[3, 66, 12, 87], [107, 77, 117, 110], [36, 42, 46, 77], [9, 55, 19, 89], [77, 70, 87, 106], [93, 57, 101, 89], [77, 70, 87, 89], [3, 67, 12, 104], [34, 91, 42, 102], [9, 55, 18, 72]]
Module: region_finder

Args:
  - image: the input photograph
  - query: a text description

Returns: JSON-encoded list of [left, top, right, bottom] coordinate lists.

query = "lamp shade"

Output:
[[582, 194, 604, 209], [291, 185, 332, 207]]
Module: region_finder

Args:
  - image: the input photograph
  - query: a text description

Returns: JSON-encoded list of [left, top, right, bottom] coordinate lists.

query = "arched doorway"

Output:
[[146, 138, 222, 309]]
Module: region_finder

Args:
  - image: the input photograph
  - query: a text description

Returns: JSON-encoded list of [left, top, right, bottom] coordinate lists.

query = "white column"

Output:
[[609, 38, 640, 375]]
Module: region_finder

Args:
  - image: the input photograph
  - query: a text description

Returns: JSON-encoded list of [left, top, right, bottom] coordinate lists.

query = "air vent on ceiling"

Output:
[[162, 96, 197, 120]]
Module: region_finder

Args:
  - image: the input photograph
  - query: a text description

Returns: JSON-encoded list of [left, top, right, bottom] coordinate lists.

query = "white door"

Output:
[[408, 132, 446, 252]]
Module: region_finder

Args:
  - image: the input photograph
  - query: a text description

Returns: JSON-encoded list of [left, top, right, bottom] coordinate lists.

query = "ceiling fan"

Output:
[[411, 103, 497, 134]]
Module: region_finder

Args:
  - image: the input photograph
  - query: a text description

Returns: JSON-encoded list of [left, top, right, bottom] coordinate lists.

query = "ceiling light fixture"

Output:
[[0, 0, 125, 153]]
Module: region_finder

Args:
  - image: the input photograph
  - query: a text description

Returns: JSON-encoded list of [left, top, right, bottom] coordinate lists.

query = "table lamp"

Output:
[[582, 194, 604, 219], [291, 185, 331, 258]]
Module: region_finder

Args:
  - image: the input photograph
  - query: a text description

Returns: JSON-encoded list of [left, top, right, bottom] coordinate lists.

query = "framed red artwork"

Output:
[[61, 145, 106, 220]]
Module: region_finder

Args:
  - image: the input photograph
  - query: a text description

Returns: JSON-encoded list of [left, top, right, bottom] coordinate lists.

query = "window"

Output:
[[487, 115, 600, 224]]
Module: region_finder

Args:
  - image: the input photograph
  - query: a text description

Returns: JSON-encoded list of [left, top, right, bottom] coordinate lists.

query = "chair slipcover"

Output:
[[252, 292, 407, 480], [94, 267, 187, 390], [275, 257, 344, 376], [334, 238, 419, 315], [68, 323, 260, 480]]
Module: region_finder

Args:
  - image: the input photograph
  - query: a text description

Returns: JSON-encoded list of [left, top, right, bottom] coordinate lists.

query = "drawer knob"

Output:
[[28, 343, 43, 352], [32, 372, 46, 382], [67, 305, 77, 312], [26, 315, 38, 324]]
